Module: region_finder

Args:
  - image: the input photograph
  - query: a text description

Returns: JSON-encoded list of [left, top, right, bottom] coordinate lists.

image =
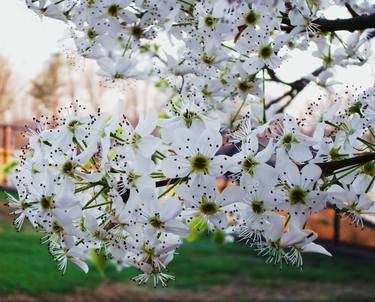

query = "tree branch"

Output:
[[151, 149, 375, 190], [317, 152, 375, 175], [314, 12, 375, 32], [282, 12, 375, 33], [266, 66, 325, 111]]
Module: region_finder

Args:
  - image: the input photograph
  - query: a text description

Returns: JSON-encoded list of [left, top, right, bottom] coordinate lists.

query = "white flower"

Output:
[[176, 183, 245, 230], [231, 133, 276, 187], [270, 115, 316, 162], [161, 128, 232, 185], [236, 29, 289, 74], [271, 160, 326, 225], [121, 188, 189, 236]]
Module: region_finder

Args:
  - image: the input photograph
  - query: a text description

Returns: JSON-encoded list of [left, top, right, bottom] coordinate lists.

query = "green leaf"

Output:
[[212, 229, 226, 245], [185, 217, 207, 242], [158, 112, 169, 119], [3, 160, 18, 175], [90, 249, 107, 278]]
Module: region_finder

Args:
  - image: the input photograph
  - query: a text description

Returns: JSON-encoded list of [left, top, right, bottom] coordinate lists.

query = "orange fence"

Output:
[[0, 124, 27, 185]]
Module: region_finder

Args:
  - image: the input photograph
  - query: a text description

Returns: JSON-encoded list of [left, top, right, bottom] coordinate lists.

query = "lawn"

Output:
[[0, 222, 375, 299], [0, 197, 374, 301]]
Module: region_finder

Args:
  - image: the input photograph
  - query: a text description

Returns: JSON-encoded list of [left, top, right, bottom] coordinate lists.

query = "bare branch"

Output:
[[282, 12, 375, 33]]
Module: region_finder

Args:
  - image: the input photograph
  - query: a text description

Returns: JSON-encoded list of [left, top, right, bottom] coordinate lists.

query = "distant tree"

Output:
[[30, 54, 64, 116], [0, 56, 15, 119]]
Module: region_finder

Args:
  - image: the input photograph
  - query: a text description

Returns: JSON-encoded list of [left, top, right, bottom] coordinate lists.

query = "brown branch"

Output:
[[345, 3, 359, 18], [152, 148, 375, 189], [317, 152, 375, 175], [314, 12, 375, 32], [267, 66, 325, 111], [282, 12, 375, 33]]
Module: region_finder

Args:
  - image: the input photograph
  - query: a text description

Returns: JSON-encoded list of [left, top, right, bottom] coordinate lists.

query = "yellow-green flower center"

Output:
[[87, 27, 98, 40], [62, 161, 75, 175], [251, 200, 265, 214], [107, 4, 121, 17], [199, 195, 219, 215], [40, 195, 54, 211], [149, 214, 165, 229], [131, 25, 143, 39], [259, 44, 273, 60], [361, 161, 375, 177], [183, 110, 199, 128], [190, 152, 210, 174], [244, 10, 259, 26], [204, 16, 218, 28], [242, 156, 258, 175], [282, 133, 298, 149], [202, 53, 216, 65], [289, 186, 308, 205]]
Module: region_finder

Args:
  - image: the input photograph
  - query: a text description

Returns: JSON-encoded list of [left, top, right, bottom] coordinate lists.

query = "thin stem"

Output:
[[262, 68, 266, 123], [229, 98, 246, 129], [158, 177, 185, 198], [82, 186, 107, 210]]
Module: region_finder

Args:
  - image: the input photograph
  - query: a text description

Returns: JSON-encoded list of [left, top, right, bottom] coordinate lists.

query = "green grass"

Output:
[[1, 218, 375, 295]]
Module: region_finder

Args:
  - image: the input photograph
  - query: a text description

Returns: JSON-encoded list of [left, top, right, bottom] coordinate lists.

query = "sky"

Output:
[[0, 0, 67, 79]]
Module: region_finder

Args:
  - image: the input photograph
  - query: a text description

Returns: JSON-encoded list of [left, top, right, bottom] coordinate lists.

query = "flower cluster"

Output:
[[9, 86, 375, 285], [25, 0, 374, 108], [10, 0, 375, 287]]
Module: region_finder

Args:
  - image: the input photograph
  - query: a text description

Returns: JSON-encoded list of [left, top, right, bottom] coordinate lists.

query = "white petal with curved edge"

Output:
[[289, 143, 313, 162], [164, 220, 190, 236], [161, 155, 191, 178], [197, 129, 222, 157], [302, 242, 332, 256], [138, 136, 161, 158]]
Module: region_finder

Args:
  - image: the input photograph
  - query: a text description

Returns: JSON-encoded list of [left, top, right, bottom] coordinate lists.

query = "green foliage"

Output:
[[90, 249, 107, 278], [3, 159, 18, 175], [211, 229, 226, 245], [185, 217, 208, 242]]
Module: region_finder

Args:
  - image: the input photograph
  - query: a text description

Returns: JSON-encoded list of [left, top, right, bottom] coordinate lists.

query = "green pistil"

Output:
[[242, 156, 258, 175], [288, 186, 308, 205], [131, 133, 142, 148], [199, 195, 219, 215], [131, 25, 143, 39], [52, 221, 63, 233], [204, 16, 217, 28], [183, 110, 199, 128], [149, 214, 165, 229], [238, 80, 252, 93], [113, 72, 124, 79], [190, 152, 210, 174], [251, 200, 265, 214], [87, 27, 98, 40], [127, 171, 140, 187], [244, 10, 259, 26], [361, 161, 375, 177], [282, 133, 298, 149], [202, 53, 216, 65], [40, 195, 54, 211], [259, 44, 273, 60], [62, 161, 75, 175], [202, 85, 212, 97], [68, 120, 81, 132], [348, 101, 363, 116], [107, 4, 121, 17]]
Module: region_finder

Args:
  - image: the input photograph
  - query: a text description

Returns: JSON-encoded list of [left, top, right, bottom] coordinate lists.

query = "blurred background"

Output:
[[0, 1, 374, 301]]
